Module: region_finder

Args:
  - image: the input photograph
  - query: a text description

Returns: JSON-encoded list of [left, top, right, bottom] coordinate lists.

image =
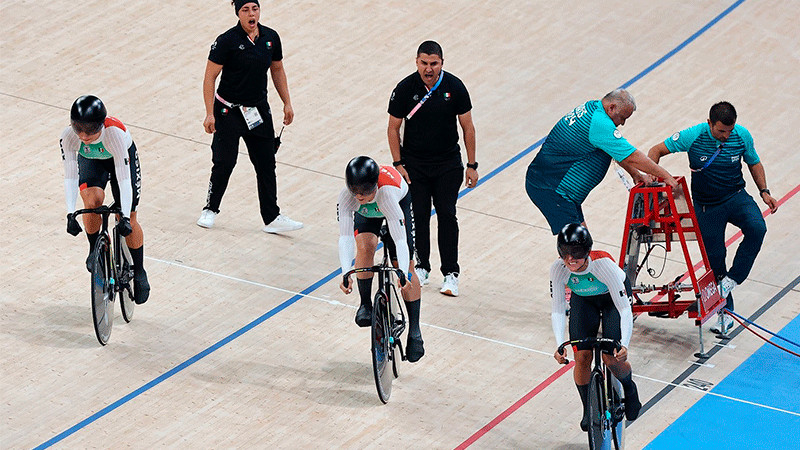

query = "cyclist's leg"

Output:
[[77, 156, 110, 270], [601, 300, 641, 420], [396, 194, 424, 362], [110, 143, 149, 304], [353, 214, 380, 326], [569, 293, 601, 430]]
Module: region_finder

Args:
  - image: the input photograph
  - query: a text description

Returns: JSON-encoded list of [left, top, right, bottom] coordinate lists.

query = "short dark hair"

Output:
[[709, 101, 737, 126], [417, 40, 443, 59]]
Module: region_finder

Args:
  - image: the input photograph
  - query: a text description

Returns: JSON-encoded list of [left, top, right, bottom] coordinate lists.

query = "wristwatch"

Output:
[[466, 162, 478, 170], [759, 188, 770, 196], [393, 159, 405, 167]]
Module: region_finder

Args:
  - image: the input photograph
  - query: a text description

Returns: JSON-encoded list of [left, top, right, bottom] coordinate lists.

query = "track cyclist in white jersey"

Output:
[[551, 223, 641, 430], [61, 95, 150, 304], [337, 156, 424, 362]]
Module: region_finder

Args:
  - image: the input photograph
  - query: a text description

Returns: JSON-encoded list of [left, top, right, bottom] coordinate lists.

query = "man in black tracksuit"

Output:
[[387, 40, 478, 297]]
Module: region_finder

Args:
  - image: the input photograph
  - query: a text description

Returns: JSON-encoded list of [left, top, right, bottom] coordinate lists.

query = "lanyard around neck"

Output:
[[405, 71, 444, 120], [691, 143, 723, 173]]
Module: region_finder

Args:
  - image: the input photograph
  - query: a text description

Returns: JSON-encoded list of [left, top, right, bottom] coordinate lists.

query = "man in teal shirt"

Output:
[[649, 101, 779, 333], [526, 89, 677, 234]]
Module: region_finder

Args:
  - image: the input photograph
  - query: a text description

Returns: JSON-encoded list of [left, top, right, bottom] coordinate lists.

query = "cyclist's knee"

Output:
[[574, 350, 592, 367], [80, 187, 105, 207]]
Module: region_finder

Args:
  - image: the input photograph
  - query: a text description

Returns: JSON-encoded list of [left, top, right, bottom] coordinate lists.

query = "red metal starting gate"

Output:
[[619, 176, 725, 330]]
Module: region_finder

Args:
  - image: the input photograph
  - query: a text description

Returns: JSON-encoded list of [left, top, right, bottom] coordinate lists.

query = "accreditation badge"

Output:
[[240, 105, 264, 130]]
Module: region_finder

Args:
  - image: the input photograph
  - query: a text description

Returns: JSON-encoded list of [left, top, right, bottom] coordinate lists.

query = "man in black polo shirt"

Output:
[[388, 40, 477, 297], [198, 0, 302, 234]]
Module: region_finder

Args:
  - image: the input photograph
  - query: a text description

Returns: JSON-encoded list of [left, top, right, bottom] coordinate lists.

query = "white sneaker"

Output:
[[710, 311, 734, 334], [262, 214, 303, 233], [718, 276, 738, 299], [440, 273, 459, 297], [197, 209, 217, 228], [415, 268, 430, 286]]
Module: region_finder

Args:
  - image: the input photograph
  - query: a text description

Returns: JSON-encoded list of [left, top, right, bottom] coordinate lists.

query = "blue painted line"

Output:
[[37, 1, 746, 447], [645, 313, 800, 450], [620, 0, 747, 89]]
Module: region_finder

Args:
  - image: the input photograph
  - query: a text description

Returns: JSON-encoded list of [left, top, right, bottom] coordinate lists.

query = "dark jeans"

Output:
[[205, 99, 279, 225], [694, 190, 767, 311], [405, 163, 463, 276]]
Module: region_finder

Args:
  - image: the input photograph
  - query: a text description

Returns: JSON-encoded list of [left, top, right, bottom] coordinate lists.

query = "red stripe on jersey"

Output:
[[104, 117, 127, 132], [378, 166, 402, 189], [589, 250, 615, 262]]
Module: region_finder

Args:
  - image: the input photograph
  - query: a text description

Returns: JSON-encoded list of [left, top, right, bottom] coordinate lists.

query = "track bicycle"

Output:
[[343, 225, 408, 403], [69, 205, 135, 345], [558, 337, 626, 450]]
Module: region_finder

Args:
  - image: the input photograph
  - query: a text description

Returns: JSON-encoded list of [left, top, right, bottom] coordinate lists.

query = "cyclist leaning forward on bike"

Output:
[[337, 156, 424, 362], [551, 223, 641, 430], [60, 95, 150, 304]]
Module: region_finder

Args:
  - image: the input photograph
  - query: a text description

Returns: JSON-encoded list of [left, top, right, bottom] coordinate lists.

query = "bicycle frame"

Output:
[[342, 226, 408, 403], [558, 337, 625, 450], [72, 206, 135, 344]]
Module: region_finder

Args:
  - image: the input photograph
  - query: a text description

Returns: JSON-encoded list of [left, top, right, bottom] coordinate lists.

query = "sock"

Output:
[[577, 383, 589, 412], [87, 231, 99, 252], [618, 372, 635, 396], [577, 383, 589, 429], [129, 245, 145, 276], [356, 277, 373, 308], [405, 299, 421, 339]]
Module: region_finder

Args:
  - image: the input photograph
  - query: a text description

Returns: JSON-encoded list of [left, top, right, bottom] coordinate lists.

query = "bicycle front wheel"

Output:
[[587, 370, 606, 450], [609, 375, 625, 450], [90, 236, 114, 345], [371, 291, 393, 404], [118, 243, 135, 323]]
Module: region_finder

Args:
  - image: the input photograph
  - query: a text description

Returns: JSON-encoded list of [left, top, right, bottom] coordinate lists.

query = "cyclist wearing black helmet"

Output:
[[60, 95, 150, 304], [551, 223, 641, 430], [337, 156, 425, 362]]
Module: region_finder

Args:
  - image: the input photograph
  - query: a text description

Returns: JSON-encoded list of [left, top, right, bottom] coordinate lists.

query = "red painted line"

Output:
[[454, 361, 575, 449], [456, 184, 799, 449]]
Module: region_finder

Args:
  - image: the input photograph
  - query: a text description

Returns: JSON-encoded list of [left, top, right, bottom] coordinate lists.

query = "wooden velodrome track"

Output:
[[2, 0, 799, 448]]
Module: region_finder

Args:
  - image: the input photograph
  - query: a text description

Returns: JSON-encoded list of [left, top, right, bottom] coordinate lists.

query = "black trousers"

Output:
[[405, 162, 463, 276], [204, 99, 279, 225]]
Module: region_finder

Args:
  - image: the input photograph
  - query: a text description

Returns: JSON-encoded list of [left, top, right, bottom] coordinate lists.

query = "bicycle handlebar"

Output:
[[342, 266, 407, 289], [71, 205, 123, 217], [556, 337, 622, 364]]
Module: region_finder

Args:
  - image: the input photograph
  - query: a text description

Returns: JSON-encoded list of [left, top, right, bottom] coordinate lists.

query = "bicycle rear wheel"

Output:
[[587, 371, 606, 450], [118, 243, 135, 323], [609, 376, 625, 450], [371, 291, 393, 403], [90, 236, 114, 345]]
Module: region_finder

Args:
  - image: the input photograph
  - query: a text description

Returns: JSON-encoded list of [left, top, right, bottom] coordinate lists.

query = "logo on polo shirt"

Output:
[[613, 129, 622, 139], [672, 132, 680, 141], [413, 94, 419, 101], [444, 92, 451, 101], [266, 41, 272, 49], [211, 41, 217, 51], [239, 44, 245, 50]]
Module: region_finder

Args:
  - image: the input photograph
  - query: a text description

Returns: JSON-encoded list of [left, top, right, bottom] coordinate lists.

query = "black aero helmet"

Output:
[[345, 156, 380, 195], [70, 95, 107, 135], [557, 223, 593, 259]]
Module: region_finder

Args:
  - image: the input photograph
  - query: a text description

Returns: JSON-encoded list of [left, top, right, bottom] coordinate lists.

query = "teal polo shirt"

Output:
[[664, 123, 759, 205]]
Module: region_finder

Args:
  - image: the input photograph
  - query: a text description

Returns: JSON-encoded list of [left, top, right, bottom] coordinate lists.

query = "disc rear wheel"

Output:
[[587, 371, 606, 450], [371, 291, 393, 403], [90, 237, 114, 345]]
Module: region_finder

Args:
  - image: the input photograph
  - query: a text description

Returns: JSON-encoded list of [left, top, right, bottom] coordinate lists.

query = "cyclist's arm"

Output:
[[550, 260, 569, 345], [337, 188, 357, 274], [593, 259, 633, 347], [376, 188, 410, 275], [104, 128, 134, 218], [60, 129, 80, 214]]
